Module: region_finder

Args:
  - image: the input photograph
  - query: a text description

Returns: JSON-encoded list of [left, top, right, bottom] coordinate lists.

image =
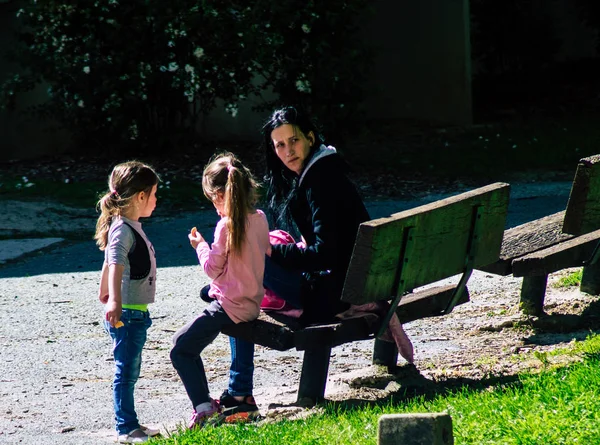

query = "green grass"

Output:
[[151, 334, 600, 445], [553, 270, 583, 288]]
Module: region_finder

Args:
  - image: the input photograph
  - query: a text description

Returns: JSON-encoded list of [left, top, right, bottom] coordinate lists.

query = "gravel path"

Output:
[[3, 180, 595, 445]]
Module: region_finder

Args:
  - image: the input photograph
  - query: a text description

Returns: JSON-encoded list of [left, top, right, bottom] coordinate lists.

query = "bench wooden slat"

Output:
[[294, 315, 379, 351], [479, 211, 574, 276], [221, 284, 470, 351], [221, 314, 295, 351], [512, 228, 600, 277], [342, 183, 509, 305], [396, 284, 469, 323], [563, 154, 600, 236]]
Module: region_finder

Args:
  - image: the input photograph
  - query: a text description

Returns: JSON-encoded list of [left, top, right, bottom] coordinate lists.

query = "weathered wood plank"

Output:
[[581, 262, 600, 295], [512, 228, 600, 277], [396, 284, 469, 323], [563, 154, 600, 235], [479, 211, 573, 276], [342, 183, 509, 305], [223, 285, 470, 350], [295, 316, 378, 351], [520, 275, 548, 316], [221, 313, 295, 351]]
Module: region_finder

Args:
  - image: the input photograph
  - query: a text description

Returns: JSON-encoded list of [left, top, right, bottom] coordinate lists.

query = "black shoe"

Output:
[[218, 390, 260, 423], [200, 285, 213, 303]]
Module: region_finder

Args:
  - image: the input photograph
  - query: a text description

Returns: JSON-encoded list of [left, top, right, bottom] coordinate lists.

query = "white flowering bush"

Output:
[[1, 0, 372, 152], [1, 0, 256, 152]]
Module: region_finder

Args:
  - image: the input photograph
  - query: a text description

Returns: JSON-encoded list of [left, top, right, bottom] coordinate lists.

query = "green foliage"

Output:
[[1, 0, 372, 154], [554, 269, 583, 289], [247, 0, 372, 141]]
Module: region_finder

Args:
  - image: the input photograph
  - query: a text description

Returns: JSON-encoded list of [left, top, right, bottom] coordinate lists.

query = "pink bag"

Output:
[[261, 230, 296, 312]]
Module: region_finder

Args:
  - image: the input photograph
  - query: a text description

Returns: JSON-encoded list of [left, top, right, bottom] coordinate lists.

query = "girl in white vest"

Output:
[[94, 160, 160, 444]]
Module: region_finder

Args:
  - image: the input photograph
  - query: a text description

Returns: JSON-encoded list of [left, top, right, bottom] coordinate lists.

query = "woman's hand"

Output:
[[189, 226, 205, 249], [266, 244, 272, 257]]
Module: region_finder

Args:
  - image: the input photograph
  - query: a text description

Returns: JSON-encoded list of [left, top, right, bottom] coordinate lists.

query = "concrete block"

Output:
[[378, 412, 453, 445]]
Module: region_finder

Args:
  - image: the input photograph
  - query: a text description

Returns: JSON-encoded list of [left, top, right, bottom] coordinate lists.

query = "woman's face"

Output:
[[271, 124, 314, 175]]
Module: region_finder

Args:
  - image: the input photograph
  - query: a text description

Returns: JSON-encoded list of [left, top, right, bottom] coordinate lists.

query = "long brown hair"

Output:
[[94, 160, 160, 250], [202, 152, 259, 256]]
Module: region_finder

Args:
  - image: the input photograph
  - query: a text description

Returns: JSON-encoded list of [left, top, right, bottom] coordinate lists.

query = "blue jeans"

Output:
[[199, 285, 255, 397], [171, 300, 239, 407], [104, 309, 152, 435], [228, 256, 304, 396]]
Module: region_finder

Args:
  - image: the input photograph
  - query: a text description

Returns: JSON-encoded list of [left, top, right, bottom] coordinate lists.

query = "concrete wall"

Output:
[[0, 0, 70, 161], [363, 0, 472, 126]]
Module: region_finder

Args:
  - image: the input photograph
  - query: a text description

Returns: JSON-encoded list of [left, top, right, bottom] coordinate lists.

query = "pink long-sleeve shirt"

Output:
[[196, 210, 270, 323]]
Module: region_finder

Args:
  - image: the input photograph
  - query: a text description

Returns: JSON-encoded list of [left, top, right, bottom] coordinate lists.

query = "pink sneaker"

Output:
[[188, 399, 220, 429]]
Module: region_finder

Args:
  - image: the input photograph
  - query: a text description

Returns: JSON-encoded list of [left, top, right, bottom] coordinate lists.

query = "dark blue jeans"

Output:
[[199, 285, 255, 397], [104, 309, 152, 435], [171, 300, 238, 407], [228, 256, 304, 396]]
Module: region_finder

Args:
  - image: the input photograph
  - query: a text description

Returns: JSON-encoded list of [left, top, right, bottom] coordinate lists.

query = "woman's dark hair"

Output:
[[261, 106, 325, 228]]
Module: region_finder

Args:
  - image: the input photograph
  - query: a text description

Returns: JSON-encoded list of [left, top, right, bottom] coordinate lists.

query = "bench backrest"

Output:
[[341, 183, 510, 305], [563, 154, 600, 236]]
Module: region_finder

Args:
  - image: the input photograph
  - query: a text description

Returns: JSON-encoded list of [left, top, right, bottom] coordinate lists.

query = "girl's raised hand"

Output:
[[188, 226, 205, 249]]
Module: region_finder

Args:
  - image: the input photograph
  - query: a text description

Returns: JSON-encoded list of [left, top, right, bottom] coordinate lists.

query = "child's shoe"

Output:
[[140, 425, 161, 437], [188, 399, 220, 429], [218, 390, 261, 423], [117, 428, 149, 444]]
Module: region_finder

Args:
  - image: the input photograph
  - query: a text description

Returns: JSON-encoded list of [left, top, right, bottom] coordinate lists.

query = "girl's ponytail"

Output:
[[225, 166, 249, 256], [202, 153, 259, 257]]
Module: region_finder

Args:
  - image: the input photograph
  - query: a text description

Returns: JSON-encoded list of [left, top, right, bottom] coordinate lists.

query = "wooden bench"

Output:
[[222, 182, 510, 404], [480, 154, 600, 315]]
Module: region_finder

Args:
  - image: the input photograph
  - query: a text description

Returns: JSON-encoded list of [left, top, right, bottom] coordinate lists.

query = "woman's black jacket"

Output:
[[269, 151, 370, 324]]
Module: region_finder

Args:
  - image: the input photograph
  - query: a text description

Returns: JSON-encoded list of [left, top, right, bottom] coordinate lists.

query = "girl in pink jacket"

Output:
[[170, 152, 270, 429]]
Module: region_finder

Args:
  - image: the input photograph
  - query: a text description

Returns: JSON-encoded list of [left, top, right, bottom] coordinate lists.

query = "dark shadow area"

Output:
[[268, 363, 525, 413], [0, 211, 220, 279], [0, 185, 573, 279], [523, 297, 600, 346]]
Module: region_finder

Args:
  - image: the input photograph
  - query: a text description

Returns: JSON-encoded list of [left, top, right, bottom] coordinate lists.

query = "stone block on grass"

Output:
[[378, 412, 453, 445]]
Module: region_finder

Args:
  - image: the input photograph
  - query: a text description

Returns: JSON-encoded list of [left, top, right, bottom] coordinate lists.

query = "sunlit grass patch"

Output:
[[553, 269, 583, 288], [152, 335, 600, 445]]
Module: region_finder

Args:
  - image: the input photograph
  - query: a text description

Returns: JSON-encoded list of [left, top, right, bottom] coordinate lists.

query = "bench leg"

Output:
[[520, 275, 548, 316], [372, 338, 398, 371], [297, 346, 332, 404], [581, 262, 600, 295]]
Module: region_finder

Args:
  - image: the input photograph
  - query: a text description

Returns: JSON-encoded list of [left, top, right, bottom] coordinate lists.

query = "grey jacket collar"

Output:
[[298, 144, 337, 186]]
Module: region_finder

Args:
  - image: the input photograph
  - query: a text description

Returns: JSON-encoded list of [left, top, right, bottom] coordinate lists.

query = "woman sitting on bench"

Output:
[[219, 106, 372, 405], [261, 105, 371, 325]]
